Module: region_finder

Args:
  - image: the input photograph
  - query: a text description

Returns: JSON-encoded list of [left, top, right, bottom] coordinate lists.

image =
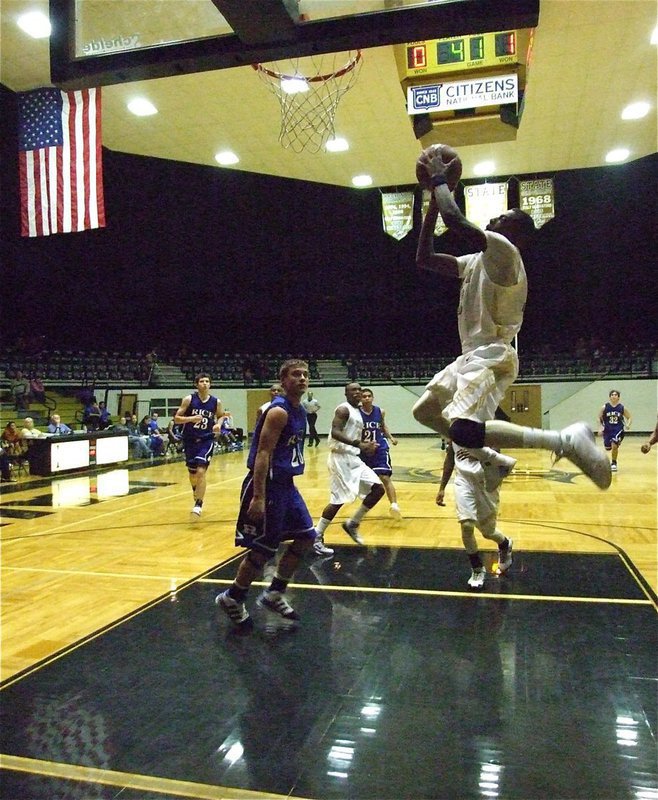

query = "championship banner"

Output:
[[519, 178, 555, 228], [421, 191, 448, 236], [464, 182, 507, 232], [382, 191, 414, 240]]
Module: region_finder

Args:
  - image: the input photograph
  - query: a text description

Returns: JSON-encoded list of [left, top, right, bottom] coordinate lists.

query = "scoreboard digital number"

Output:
[[404, 31, 525, 78]]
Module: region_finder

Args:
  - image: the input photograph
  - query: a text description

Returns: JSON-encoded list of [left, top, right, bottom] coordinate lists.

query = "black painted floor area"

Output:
[[1, 546, 656, 800]]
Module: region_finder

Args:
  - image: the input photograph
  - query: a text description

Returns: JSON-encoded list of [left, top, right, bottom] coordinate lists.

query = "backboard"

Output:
[[50, 0, 540, 89]]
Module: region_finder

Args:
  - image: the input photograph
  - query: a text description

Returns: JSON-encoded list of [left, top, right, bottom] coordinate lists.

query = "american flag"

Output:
[[18, 87, 105, 237]]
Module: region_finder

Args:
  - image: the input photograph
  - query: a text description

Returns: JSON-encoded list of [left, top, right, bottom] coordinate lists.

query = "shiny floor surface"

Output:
[[2, 543, 657, 800]]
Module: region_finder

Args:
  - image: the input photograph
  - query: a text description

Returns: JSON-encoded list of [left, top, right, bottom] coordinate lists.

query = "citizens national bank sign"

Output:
[[407, 73, 518, 114]]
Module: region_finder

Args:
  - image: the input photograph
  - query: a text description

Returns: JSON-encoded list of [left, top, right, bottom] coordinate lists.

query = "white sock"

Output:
[[521, 427, 561, 451], [485, 420, 561, 452], [351, 504, 368, 524], [315, 517, 330, 536]]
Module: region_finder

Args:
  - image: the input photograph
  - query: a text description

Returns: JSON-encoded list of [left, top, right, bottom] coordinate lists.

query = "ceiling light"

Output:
[[326, 137, 349, 152], [651, 25, 658, 45], [605, 148, 630, 163], [352, 174, 373, 187], [280, 76, 308, 95], [621, 101, 650, 120], [17, 10, 51, 38], [473, 160, 495, 176], [127, 98, 158, 116], [215, 151, 239, 166]]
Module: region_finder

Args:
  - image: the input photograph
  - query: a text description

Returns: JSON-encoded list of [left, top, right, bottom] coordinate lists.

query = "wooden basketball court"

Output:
[[1, 437, 656, 799]]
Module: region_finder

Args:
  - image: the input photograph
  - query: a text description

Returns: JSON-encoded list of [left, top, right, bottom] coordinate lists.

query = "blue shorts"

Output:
[[183, 437, 215, 469], [235, 473, 315, 558], [603, 429, 624, 449], [360, 446, 393, 477]]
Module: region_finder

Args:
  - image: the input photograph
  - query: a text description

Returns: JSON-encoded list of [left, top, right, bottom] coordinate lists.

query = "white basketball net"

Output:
[[253, 51, 362, 153]]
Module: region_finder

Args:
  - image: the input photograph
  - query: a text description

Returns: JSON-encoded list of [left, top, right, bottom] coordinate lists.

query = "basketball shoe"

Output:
[[497, 538, 513, 574], [468, 568, 486, 589], [342, 520, 364, 545], [555, 423, 611, 489], [313, 535, 334, 556], [215, 590, 251, 628], [257, 590, 300, 620]]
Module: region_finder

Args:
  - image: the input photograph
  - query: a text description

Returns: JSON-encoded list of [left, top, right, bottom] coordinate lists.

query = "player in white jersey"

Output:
[[255, 382, 282, 425], [412, 147, 611, 491], [313, 383, 384, 555], [436, 441, 512, 589]]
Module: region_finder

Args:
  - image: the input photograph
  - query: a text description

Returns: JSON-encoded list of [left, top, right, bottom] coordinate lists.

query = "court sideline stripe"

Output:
[[0, 754, 304, 800], [199, 578, 654, 605]]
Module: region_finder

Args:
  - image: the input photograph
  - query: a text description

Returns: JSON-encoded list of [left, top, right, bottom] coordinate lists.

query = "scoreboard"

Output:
[[401, 31, 529, 79], [395, 29, 535, 147]]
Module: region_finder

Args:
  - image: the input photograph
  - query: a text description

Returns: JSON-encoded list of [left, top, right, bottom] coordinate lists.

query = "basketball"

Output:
[[416, 144, 462, 191]]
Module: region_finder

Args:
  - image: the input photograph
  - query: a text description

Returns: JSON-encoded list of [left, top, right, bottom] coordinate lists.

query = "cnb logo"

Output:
[[411, 84, 442, 110]]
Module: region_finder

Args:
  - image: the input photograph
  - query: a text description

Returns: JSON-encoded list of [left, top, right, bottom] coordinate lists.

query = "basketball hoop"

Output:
[[252, 51, 362, 153]]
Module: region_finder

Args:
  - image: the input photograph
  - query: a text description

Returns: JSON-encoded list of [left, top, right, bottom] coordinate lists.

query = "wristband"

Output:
[[430, 174, 448, 187]]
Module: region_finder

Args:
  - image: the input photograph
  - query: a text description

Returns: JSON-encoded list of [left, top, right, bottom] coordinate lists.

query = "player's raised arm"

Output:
[[416, 195, 460, 277], [418, 145, 487, 253]]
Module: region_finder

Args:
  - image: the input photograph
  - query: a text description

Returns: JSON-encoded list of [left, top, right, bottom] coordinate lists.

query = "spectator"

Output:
[[126, 414, 152, 458], [29, 374, 46, 404], [112, 417, 151, 459], [10, 371, 30, 410], [166, 418, 184, 455], [219, 410, 243, 451], [47, 414, 73, 435], [83, 398, 102, 431], [2, 422, 27, 456], [1, 446, 17, 482], [98, 401, 112, 430], [21, 417, 47, 439], [146, 413, 165, 456]]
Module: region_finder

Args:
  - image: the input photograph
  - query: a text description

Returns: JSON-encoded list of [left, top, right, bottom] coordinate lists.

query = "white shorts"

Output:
[[327, 451, 381, 505], [425, 342, 518, 424], [454, 471, 499, 528]]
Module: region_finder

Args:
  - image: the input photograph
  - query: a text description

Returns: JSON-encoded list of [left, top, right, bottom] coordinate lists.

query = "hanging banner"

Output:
[[464, 182, 508, 232], [421, 190, 448, 236], [382, 192, 414, 240], [519, 178, 555, 228]]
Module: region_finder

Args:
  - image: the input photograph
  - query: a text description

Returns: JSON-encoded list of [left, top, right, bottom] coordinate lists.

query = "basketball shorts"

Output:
[[183, 437, 215, 469], [235, 473, 315, 558], [426, 342, 519, 424], [454, 471, 499, 528], [360, 445, 392, 477], [327, 451, 381, 505], [603, 429, 625, 449]]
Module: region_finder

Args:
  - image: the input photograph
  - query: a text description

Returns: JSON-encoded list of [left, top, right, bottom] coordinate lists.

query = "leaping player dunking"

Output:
[[174, 373, 224, 518]]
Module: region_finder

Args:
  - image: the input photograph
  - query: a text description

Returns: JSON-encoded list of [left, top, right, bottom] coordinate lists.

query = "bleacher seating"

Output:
[[0, 345, 655, 392]]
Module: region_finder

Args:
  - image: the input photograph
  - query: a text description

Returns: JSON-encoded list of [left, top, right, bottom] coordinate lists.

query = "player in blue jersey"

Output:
[[598, 390, 632, 472], [216, 359, 316, 629], [174, 373, 224, 518], [359, 388, 402, 520]]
